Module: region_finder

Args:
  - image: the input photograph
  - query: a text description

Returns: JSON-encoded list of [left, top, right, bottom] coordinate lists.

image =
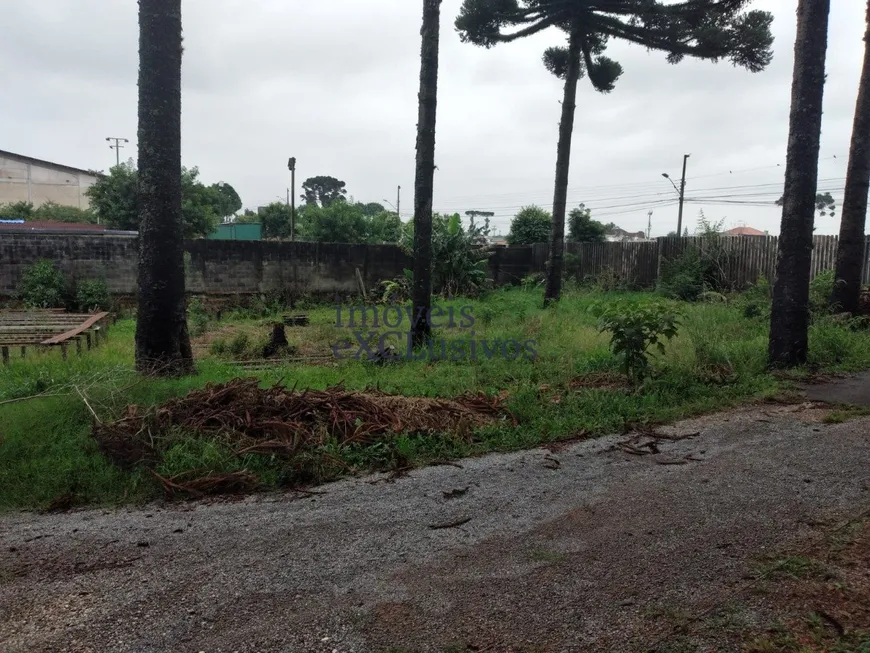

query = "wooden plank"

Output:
[[0, 326, 78, 333], [41, 312, 109, 345]]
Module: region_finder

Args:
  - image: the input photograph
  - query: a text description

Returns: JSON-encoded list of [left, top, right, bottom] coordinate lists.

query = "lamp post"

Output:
[[661, 154, 690, 236], [287, 157, 296, 241]]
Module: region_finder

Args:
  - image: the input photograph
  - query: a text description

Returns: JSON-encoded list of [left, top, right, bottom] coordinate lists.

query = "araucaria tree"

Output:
[[768, 0, 830, 368], [831, 0, 870, 314], [456, 0, 774, 304], [135, 0, 194, 376], [411, 0, 442, 347]]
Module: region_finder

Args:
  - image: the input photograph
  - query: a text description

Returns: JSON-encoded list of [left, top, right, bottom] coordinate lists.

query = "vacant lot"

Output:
[[2, 286, 870, 511], [1, 400, 868, 652]]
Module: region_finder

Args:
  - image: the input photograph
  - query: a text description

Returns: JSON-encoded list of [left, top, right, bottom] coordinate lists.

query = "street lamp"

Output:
[[661, 173, 680, 194], [287, 157, 296, 241]]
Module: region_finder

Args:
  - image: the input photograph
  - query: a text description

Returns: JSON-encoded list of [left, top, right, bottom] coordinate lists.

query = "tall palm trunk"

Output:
[[135, 0, 194, 376], [411, 0, 441, 347], [831, 0, 870, 313], [768, 0, 830, 368], [543, 26, 582, 305]]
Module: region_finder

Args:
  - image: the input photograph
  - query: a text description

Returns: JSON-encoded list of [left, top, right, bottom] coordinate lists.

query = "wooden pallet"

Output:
[[0, 311, 112, 363]]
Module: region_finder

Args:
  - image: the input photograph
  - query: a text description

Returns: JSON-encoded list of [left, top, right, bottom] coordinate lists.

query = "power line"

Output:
[[430, 156, 844, 206]]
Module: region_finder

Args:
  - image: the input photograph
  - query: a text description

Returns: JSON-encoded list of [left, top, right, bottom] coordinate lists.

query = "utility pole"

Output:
[[647, 210, 653, 240], [288, 157, 296, 242], [677, 153, 690, 237], [106, 137, 129, 167], [397, 185, 401, 220], [661, 153, 690, 236]]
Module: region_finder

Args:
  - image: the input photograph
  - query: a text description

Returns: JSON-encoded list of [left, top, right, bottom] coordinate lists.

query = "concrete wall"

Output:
[[0, 154, 98, 210], [0, 234, 417, 298]]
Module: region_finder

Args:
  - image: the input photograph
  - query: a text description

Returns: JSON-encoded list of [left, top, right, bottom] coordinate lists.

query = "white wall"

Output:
[[0, 154, 98, 209]]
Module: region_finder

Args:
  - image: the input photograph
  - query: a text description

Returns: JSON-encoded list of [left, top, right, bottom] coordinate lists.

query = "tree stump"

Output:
[[262, 323, 291, 358]]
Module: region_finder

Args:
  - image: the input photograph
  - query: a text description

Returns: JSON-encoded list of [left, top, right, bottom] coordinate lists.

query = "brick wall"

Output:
[[0, 234, 548, 299], [0, 234, 432, 297], [0, 233, 140, 295]]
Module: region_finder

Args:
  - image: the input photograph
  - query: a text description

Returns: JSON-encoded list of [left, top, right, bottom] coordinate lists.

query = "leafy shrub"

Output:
[[699, 291, 727, 303], [592, 300, 681, 382], [587, 267, 628, 293], [563, 253, 582, 282], [808, 316, 861, 367], [380, 269, 413, 303], [75, 279, 110, 312], [658, 212, 732, 302], [210, 338, 228, 356], [809, 270, 835, 316], [567, 204, 607, 243], [737, 275, 771, 320], [17, 260, 68, 308], [401, 213, 492, 297], [658, 249, 710, 301], [228, 332, 250, 358], [507, 205, 551, 245], [522, 273, 544, 290], [187, 297, 209, 336]]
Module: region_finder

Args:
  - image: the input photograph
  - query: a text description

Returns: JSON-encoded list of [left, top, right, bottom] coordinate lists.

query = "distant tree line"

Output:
[[506, 204, 610, 245], [84, 161, 242, 239]]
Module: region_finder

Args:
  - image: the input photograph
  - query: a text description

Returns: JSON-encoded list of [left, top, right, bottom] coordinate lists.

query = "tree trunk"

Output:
[[831, 0, 870, 314], [134, 0, 194, 376], [543, 27, 583, 305], [411, 0, 441, 347], [768, 0, 830, 368]]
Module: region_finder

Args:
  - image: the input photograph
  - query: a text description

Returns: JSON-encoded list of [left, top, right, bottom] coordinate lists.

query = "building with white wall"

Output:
[[0, 149, 100, 209]]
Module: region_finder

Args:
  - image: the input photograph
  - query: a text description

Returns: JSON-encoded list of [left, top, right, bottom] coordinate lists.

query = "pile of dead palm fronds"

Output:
[[93, 378, 512, 496]]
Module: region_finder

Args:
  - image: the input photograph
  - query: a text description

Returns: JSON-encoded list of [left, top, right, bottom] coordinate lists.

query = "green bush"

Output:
[[507, 205, 551, 245], [592, 299, 681, 382], [809, 270, 835, 316], [401, 213, 492, 297], [808, 316, 861, 367], [522, 272, 544, 291], [658, 249, 709, 301], [380, 269, 413, 303], [738, 275, 772, 320], [587, 267, 628, 293], [563, 253, 581, 282], [17, 260, 68, 308], [228, 332, 250, 358], [210, 338, 228, 356], [658, 213, 732, 302], [75, 279, 110, 312], [187, 297, 209, 336]]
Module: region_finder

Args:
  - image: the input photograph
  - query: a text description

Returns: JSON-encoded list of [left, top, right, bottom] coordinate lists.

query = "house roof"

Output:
[[607, 226, 645, 238], [0, 149, 101, 178], [725, 226, 767, 236]]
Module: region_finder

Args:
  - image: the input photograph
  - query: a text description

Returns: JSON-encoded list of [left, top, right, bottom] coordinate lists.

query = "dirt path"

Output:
[[2, 400, 869, 653]]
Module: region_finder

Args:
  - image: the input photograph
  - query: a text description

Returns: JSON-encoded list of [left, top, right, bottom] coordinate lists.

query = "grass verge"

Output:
[[3, 286, 870, 511]]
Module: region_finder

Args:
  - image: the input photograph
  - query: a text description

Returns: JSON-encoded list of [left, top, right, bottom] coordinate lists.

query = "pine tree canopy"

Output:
[[455, 0, 774, 92]]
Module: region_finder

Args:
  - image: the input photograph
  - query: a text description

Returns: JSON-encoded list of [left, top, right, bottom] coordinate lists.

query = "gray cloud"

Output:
[[0, 0, 863, 237]]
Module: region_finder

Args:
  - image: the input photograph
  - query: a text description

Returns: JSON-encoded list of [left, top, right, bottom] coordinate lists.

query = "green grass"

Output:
[[3, 286, 870, 511], [821, 404, 870, 424], [752, 555, 832, 582]]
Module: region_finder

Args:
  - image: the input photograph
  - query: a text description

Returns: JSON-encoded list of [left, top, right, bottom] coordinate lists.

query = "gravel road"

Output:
[[2, 401, 869, 652]]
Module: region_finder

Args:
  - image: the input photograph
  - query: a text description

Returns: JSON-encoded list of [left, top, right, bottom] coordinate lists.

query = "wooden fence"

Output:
[[564, 240, 659, 288], [547, 235, 870, 290]]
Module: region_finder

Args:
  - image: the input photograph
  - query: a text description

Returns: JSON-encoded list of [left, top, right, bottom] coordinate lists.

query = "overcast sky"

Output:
[[0, 1, 864, 236]]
